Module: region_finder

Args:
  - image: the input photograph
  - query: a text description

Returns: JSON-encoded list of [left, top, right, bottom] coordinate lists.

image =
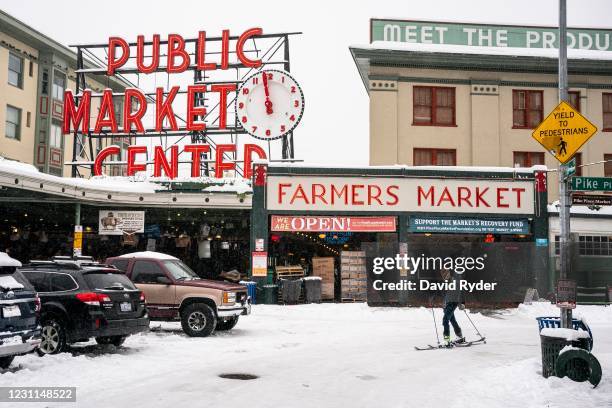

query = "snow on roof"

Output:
[[0, 252, 22, 267], [268, 161, 545, 174], [117, 251, 178, 260], [0, 156, 252, 195], [541, 327, 590, 341], [548, 200, 612, 216], [352, 41, 612, 61]]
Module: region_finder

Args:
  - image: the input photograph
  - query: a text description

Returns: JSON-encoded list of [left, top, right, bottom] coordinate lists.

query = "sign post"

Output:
[[558, 0, 572, 329]]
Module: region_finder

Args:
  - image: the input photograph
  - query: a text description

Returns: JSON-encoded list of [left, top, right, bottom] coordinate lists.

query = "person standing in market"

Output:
[[440, 268, 465, 346]]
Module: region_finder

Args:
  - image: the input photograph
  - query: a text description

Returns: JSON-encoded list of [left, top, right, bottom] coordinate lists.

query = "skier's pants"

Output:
[[442, 302, 462, 337]]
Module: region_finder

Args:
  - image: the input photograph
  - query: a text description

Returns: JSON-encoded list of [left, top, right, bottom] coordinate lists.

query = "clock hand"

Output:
[[262, 71, 273, 115]]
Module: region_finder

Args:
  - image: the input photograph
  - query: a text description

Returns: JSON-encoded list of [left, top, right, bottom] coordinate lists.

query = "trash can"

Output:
[[239, 281, 257, 305], [536, 316, 593, 351], [279, 278, 302, 304], [540, 328, 591, 378], [261, 284, 278, 305], [303, 277, 322, 303]]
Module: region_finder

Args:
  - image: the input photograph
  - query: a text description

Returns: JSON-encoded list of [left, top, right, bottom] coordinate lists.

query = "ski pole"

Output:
[[431, 304, 440, 346], [463, 309, 484, 339]]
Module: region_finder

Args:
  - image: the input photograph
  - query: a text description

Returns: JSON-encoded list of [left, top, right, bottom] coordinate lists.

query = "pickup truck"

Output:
[[0, 252, 40, 368], [106, 252, 250, 337]]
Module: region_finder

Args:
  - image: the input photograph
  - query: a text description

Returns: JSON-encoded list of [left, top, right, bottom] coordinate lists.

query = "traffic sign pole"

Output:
[[558, 0, 572, 329]]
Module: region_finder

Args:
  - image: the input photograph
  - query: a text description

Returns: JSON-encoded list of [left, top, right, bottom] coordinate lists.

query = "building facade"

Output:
[[351, 19, 612, 201], [0, 9, 127, 177]]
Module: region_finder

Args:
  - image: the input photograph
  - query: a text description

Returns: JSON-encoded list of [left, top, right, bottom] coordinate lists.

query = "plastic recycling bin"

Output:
[[303, 277, 322, 303], [239, 281, 257, 305]]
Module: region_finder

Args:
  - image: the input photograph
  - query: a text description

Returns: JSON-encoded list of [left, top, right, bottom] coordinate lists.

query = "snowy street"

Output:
[[1, 303, 610, 408]]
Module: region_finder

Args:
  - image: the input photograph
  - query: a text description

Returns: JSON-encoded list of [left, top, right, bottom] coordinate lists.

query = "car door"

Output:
[[131, 260, 176, 318]]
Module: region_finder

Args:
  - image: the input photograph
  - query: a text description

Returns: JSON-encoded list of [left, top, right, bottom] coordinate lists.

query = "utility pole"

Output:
[[558, 0, 572, 329]]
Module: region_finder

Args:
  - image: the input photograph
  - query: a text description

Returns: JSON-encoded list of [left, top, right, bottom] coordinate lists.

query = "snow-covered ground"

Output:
[[1, 303, 610, 408]]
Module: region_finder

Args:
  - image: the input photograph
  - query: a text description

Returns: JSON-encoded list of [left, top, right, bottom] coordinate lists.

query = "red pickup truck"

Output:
[[106, 252, 250, 337]]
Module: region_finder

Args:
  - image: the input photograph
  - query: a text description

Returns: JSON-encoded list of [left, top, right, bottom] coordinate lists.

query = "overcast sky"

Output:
[[1, 0, 611, 165]]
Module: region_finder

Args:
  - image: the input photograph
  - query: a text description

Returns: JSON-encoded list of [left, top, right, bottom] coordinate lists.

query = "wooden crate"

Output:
[[275, 265, 305, 279]]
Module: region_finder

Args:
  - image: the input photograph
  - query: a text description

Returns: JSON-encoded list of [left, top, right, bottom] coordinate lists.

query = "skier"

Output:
[[440, 268, 465, 346]]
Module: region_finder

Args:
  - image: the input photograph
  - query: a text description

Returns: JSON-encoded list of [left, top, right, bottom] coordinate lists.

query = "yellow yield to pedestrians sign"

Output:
[[532, 101, 597, 164]]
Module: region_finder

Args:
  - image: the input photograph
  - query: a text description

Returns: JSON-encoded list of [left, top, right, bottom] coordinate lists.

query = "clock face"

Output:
[[235, 69, 304, 140]]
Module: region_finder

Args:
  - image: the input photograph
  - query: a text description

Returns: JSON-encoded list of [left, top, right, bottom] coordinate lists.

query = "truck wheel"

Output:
[[181, 303, 216, 337], [95, 336, 127, 347], [0, 356, 15, 369], [216, 316, 239, 331], [38, 318, 67, 355]]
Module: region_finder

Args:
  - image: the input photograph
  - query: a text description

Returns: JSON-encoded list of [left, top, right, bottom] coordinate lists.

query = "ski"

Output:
[[415, 337, 486, 351]]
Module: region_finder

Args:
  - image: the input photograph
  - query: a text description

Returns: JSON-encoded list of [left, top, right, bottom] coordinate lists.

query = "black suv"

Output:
[[0, 253, 41, 369], [20, 257, 149, 354]]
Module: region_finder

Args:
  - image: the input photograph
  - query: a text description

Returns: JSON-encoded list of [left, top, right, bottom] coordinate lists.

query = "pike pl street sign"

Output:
[[532, 101, 597, 164], [571, 176, 612, 191]]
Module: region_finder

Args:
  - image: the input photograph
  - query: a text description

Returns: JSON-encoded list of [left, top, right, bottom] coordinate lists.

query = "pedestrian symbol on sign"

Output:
[[557, 137, 567, 156]]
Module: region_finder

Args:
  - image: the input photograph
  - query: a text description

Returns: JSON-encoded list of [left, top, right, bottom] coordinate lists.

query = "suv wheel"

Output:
[[0, 356, 15, 369], [38, 318, 67, 355], [216, 316, 239, 331], [181, 303, 216, 337], [95, 336, 127, 347]]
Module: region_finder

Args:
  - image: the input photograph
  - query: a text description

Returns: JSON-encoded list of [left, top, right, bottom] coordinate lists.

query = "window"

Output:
[[26, 112, 31, 128], [513, 151, 545, 167], [52, 71, 66, 100], [5, 105, 21, 140], [413, 86, 455, 126], [555, 235, 612, 256], [413, 148, 456, 166], [8, 53, 23, 88], [568, 91, 581, 112], [28, 61, 33, 77], [21, 271, 51, 292], [83, 272, 136, 290], [605, 154, 612, 177], [603, 93, 612, 131], [163, 260, 198, 280], [513, 90, 543, 129], [49, 121, 63, 148], [50, 273, 78, 292], [109, 259, 129, 272], [131, 261, 167, 284]]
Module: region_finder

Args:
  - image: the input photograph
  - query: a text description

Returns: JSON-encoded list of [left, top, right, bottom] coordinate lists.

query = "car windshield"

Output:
[[163, 260, 199, 280]]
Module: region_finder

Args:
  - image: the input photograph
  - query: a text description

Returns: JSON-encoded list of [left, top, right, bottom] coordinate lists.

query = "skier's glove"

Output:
[[458, 303, 466, 310]]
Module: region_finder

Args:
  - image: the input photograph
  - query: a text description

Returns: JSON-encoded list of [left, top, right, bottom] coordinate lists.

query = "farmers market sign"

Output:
[[267, 176, 535, 214], [371, 19, 612, 51]]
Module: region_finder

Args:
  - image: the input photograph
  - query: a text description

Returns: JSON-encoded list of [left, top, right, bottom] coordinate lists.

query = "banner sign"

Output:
[[99, 210, 145, 235], [271, 216, 397, 232], [252, 252, 268, 277], [267, 176, 534, 214], [408, 216, 530, 234], [371, 19, 612, 51]]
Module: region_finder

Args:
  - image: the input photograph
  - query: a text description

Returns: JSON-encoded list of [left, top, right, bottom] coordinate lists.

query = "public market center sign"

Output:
[[371, 19, 612, 51]]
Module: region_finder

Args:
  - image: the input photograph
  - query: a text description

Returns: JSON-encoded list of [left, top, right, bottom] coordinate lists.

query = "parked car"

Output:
[[0, 252, 41, 369], [106, 252, 251, 337], [19, 257, 149, 354]]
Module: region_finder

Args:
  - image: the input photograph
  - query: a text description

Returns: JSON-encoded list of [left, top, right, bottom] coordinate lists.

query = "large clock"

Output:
[[235, 69, 304, 140]]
